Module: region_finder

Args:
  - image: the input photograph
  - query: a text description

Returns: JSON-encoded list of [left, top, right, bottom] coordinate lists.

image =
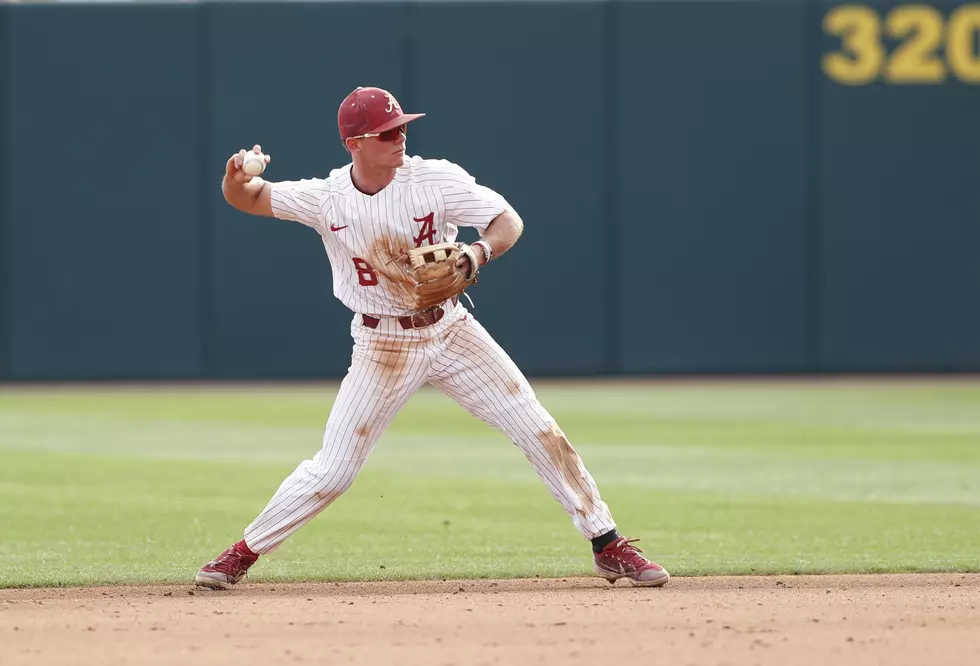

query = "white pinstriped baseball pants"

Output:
[[243, 302, 617, 554]]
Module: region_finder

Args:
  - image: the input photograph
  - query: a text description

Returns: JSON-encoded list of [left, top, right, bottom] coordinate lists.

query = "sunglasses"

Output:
[[351, 125, 407, 142]]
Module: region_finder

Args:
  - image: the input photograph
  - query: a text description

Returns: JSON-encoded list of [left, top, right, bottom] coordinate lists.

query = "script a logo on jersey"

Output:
[[413, 213, 436, 247]]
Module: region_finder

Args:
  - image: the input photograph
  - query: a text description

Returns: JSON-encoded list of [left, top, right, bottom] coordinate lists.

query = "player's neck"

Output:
[[350, 161, 396, 196]]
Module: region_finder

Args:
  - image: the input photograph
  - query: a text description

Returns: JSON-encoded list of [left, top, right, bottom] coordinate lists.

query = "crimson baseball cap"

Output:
[[338, 87, 425, 141]]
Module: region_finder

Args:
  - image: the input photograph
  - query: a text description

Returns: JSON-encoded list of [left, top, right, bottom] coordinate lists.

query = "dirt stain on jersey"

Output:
[[371, 236, 416, 308], [354, 424, 371, 440], [538, 422, 596, 517]]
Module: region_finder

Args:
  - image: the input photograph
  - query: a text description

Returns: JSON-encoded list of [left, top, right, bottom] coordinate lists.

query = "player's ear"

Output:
[[345, 138, 359, 154]]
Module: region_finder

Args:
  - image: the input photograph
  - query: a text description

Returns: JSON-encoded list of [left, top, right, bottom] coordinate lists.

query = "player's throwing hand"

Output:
[[226, 144, 271, 184]]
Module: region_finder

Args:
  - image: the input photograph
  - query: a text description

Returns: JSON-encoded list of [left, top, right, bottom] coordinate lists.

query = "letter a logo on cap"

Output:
[[385, 93, 400, 114]]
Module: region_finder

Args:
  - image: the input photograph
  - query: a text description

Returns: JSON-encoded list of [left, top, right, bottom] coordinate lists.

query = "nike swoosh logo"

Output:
[[330, 224, 348, 232]]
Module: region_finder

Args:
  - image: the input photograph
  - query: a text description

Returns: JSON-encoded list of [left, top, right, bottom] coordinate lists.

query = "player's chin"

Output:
[[390, 150, 406, 166]]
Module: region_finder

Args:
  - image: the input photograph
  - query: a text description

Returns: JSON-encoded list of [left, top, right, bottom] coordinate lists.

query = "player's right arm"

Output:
[[222, 146, 274, 218], [222, 145, 332, 235]]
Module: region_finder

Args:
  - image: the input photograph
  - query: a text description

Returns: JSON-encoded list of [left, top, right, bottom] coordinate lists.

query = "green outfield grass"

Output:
[[1, 380, 979, 588]]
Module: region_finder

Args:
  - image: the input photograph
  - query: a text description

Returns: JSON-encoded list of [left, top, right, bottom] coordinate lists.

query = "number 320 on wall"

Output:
[[823, 4, 980, 84]]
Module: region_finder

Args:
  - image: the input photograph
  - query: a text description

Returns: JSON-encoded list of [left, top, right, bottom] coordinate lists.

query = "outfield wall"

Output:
[[1, 1, 978, 380]]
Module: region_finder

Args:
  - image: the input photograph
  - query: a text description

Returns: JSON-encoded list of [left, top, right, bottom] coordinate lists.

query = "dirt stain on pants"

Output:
[[538, 422, 597, 517]]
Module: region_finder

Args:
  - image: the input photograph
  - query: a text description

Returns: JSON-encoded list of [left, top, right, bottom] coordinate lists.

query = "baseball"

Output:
[[242, 151, 266, 176]]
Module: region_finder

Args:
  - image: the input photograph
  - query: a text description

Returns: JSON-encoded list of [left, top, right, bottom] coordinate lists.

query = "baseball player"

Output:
[[194, 86, 669, 589]]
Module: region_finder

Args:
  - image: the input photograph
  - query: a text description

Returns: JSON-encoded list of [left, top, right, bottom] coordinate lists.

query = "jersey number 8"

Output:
[[352, 258, 379, 287]]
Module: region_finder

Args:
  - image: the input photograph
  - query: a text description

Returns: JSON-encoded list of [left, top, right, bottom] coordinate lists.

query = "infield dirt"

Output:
[[1, 573, 978, 665]]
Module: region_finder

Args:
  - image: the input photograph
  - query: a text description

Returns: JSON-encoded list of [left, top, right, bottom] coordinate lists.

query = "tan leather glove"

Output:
[[405, 242, 480, 311]]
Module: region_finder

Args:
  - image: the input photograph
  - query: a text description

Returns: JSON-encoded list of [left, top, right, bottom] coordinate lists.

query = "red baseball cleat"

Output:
[[593, 537, 670, 587], [194, 541, 259, 590]]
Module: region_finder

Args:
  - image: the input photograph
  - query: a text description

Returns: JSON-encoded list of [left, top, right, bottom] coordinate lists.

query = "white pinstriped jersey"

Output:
[[269, 155, 510, 317]]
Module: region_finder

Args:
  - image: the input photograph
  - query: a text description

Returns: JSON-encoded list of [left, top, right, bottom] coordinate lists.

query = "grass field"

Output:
[[1, 379, 979, 588]]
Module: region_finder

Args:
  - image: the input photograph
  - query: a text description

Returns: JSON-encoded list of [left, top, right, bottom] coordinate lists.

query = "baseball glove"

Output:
[[406, 242, 480, 311]]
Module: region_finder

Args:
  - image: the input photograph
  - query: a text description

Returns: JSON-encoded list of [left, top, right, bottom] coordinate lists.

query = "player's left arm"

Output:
[[471, 209, 523, 268], [439, 163, 523, 271]]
